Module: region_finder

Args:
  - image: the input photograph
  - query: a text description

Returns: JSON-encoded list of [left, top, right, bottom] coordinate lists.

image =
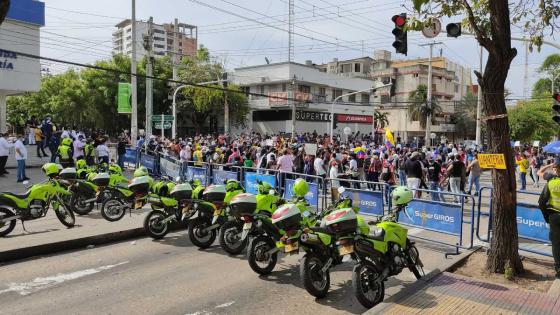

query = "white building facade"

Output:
[[0, 0, 45, 133]]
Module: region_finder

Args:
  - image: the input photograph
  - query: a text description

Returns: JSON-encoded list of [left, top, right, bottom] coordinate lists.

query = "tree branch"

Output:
[[460, 0, 493, 50]]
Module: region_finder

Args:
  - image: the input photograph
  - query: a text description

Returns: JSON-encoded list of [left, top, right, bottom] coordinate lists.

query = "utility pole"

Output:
[[222, 72, 229, 134], [172, 18, 179, 139], [130, 0, 138, 146], [145, 17, 154, 139], [290, 75, 296, 140], [475, 45, 483, 146], [288, 0, 295, 140], [420, 41, 442, 147]]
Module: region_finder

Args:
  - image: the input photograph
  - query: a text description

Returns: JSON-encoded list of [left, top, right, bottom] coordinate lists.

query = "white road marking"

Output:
[[0, 261, 129, 296], [215, 301, 235, 308]]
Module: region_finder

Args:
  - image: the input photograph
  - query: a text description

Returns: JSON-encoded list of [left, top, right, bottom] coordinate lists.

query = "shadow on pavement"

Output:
[[5, 228, 60, 238]]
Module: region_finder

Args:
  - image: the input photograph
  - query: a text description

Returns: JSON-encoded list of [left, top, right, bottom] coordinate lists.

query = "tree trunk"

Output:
[[481, 0, 523, 274], [0, 0, 9, 26]]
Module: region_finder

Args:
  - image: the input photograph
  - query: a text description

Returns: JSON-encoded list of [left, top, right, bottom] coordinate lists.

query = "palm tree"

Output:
[[374, 111, 390, 129], [408, 84, 442, 129]]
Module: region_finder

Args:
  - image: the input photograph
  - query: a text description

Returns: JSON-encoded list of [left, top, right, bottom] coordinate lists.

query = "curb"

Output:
[[0, 223, 184, 264], [365, 246, 481, 315]]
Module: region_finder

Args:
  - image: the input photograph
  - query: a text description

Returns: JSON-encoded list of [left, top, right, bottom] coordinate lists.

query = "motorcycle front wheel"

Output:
[[54, 202, 76, 228], [352, 264, 385, 309], [187, 216, 217, 248], [101, 198, 127, 222], [0, 207, 16, 237], [248, 235, 277, 275], [218, 220, 247, 255], [300, 253, 330, 298], [144, 210, 169, 239], [406, 240, 424, 280], [72, 195, 94, 215]]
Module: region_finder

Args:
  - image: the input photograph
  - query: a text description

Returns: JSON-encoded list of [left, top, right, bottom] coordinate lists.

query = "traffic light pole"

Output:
[[145, 17, 154, 139], [419, 41, 442, 147], [130, 0, 138, 146]]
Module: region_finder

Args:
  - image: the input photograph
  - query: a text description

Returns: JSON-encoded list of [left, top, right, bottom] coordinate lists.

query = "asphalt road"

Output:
[[0, 231, 443, 315]]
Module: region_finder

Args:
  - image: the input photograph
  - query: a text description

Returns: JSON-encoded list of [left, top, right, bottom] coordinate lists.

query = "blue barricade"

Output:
[[341, 188, 384, 216], [123, 148, 138, 165], [398, 199, 462, 236], [160, 157, 181, 179], [245, 172, 276, 194], [284, 178, 319, 208], [186, 167, 207, 185], [516, 202, 549, 242], [213, 170, 238, 185], [139, 153, 157, 174]]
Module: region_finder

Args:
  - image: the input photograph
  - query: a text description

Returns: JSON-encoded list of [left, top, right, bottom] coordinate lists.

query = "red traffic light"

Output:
[[553, 93, 560, 102], [392, 15, 406, 27]]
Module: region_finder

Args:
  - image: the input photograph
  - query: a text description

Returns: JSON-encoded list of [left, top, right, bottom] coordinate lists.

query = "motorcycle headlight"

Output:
[[193, 203, 198, 209]]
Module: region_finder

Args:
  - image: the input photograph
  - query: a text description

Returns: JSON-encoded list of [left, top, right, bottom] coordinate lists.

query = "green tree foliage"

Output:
[[532, 54, 560, 97], [408, 84, 442, 129], [509, 100, 557, 142], [451, 92, 477, 139], [374, 111, 390, 129]]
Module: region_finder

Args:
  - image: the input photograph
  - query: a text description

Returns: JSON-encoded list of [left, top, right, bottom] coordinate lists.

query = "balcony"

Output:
[[248, 92, 313, 109]]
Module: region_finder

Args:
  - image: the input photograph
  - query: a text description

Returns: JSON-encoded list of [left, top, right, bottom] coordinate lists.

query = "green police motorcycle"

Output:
[[143, 178, 204, 239], [100, 167, 148, 222], [351, 186, 424, 309], [0, 163, 75, 237], [187, 179, 244, 249], [218, 181, 283, 255]]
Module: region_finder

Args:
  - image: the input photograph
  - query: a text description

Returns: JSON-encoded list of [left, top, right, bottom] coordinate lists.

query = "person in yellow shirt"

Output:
[[193, 145, 203, 167], [516, 153, 529, 190], [34, 127, 48, 158]]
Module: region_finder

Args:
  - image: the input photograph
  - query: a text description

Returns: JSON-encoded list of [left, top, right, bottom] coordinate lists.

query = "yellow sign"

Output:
[[478, 154, 507, 169]]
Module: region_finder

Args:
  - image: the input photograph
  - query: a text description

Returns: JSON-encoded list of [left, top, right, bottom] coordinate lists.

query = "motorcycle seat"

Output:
[[366, 229, 385, 241], [3, 191, 30, 200]]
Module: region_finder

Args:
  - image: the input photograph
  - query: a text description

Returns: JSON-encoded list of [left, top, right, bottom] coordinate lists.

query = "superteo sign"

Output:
[[336, 114, 373, 124]]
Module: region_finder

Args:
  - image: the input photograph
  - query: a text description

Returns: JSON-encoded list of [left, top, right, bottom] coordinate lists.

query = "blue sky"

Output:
[[37, 0, 558, 101]]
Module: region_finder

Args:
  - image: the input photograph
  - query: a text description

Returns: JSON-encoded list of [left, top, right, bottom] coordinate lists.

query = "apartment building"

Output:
[[112, 19, 197, 61]]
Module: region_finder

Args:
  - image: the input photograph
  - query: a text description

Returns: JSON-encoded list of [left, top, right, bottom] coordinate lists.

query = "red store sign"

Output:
[[336, 114, 373, 124]]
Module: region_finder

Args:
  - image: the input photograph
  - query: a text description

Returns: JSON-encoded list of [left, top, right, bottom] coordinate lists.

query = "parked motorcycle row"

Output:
[[0, 162, 425, 309]]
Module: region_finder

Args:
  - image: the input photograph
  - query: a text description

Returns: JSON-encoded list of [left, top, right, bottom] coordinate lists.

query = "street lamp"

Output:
[[330, 82, 393, 142], [171, 79, 228, 139]]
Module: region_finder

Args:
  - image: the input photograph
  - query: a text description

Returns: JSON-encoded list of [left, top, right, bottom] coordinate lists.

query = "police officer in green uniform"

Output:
[[538, 158, 560, 278], [57, 137, 74, 168], [84, 139, 95, 166]]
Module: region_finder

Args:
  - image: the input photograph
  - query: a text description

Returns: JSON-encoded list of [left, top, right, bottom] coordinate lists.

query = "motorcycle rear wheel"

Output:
[[72, 195, 94, 215], [300, 253, 330, 298], [55, 202, 76, 228], [352, 264, 385, 309], [101, 198, 127, 222], [0, 208, 16, 237], [144, 210, 169, 239], [218, 220, 247, 255], [248, 235, 277, 275], [188, 217, 217, 248]]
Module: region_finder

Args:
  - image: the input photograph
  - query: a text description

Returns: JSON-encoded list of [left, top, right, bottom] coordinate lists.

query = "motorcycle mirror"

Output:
[[175, 176, 181, 182], [337, 186, 346, 194], [269, 189, 275, 195]]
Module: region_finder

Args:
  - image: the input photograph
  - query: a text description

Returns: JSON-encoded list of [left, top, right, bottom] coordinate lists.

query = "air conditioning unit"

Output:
[[260, 77, 267, 83]]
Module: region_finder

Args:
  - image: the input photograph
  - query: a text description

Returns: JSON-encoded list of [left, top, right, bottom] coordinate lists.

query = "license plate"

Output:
[[338, 244, 354, 256], [134, 200, 143, 209], [285, 241, 299, 253], [213, 209, 221, 216], [243, 222, 253, 230], [276, 241, 284, 248]]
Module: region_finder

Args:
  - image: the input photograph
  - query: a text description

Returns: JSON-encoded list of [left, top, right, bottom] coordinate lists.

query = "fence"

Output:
[[325, 178, 389, 217], [476, 187, 551, 257]]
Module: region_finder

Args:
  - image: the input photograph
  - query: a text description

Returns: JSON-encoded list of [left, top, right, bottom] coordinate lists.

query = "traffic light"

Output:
[[446, 23, 461, 38], [391, 13, 407, 55], [553, 93, 560, 125]]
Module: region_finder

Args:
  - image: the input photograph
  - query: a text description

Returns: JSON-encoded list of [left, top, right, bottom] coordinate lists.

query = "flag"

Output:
[[385, 128, 395, 148]]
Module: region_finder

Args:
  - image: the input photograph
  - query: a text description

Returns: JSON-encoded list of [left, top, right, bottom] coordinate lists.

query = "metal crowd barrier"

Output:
[[476, 187, 551, 257], [325, 177, 390, 217], [396, 187, 476, 257], [281, 171, 326, 211]]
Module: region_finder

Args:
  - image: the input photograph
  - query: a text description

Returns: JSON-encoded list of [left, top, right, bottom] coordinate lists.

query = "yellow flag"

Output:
[[385, 128, 395, 147]]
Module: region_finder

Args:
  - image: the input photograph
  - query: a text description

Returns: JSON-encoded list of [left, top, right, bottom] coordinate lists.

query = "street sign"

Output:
[[422, 18, 442, 38], [478, 154, 507, 170], [152, 115, 174, 122], [154, 121, 172, 129]]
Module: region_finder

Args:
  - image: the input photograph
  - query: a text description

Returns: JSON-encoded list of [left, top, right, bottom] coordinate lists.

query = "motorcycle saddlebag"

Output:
[[59, 168, 77, 180], [229, 193, 257, 217], [92, 173, 111, 187], [202, 185, 226, 202], [129, 176, 152, 195], [170, 183, 193, 200], [72, 181, 96, 197]]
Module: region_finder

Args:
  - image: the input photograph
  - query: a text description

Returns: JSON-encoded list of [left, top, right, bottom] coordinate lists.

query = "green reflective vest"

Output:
[[84, 144, 94, 157], [58, 145, 71, 160], [549, 177, 560, 211]]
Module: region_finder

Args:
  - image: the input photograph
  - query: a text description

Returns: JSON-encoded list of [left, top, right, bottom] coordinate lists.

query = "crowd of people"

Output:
[[138, 131, 557, 203]]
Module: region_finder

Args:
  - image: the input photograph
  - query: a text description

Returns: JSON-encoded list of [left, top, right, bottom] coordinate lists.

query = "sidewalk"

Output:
[[370, 271, 559, 315]]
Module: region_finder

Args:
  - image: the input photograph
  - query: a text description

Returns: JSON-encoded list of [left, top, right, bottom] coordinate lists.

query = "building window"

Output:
[[154, 36, 164, 41], [154, 44, 164, 49], [354, 63, 361, 73], [414, 73, 419, 78], [349, 94, 356, 103], [282, 84, 287, 92], [319, 87, 326, 96], [298, 85, 311, 93], [432, 84, 436, 91], [179, 49, 183, 53], [126, 36, 131, 40], [126, 43, 131, 48], [361, 94, 369, 104], [154, 29, 164, 34], [454, 84, 459, 93], [380, 95, 390, 104], [126, 28, 131, 33], [179, 42, 183, 46], [260, 85, 265, 95], [342, 64, 352, 73], [332, 89, 343, 101]]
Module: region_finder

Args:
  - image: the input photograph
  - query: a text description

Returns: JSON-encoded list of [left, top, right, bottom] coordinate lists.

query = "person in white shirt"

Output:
[[73, 136, 85, 160], [96, 140, 110, 164], [329, 160, 340, 202], [14, 135, 29, 182], [0, 133, 13, 176]]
